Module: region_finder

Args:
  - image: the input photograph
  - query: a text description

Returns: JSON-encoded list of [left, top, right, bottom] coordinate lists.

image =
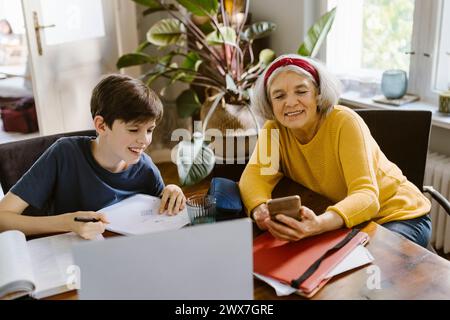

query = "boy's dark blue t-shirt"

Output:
[[11, 136, 165, 216]]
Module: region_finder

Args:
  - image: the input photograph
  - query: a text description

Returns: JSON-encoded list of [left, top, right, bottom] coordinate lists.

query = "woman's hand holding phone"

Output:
[[265, 196, 325, 241], [267, 195, 302, 222]]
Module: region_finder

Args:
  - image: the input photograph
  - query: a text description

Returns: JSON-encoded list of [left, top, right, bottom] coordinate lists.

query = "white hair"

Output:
[[251, 54, 342, 120]]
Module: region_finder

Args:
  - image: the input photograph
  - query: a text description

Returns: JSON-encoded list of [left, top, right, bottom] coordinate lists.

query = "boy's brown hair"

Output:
[[90, 74, 163, 128]]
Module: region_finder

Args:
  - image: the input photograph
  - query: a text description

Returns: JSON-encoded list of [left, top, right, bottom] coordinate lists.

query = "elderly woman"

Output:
[[239, 54, 431, 247]]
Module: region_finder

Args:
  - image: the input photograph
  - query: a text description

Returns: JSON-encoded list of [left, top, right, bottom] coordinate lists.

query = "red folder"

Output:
[[253, 228, 370, 297]]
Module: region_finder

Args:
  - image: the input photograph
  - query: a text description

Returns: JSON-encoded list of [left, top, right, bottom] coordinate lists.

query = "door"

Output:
[[21, 0, 120, 135]]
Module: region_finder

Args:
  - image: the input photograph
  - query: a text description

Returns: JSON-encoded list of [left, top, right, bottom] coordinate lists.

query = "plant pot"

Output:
[[200, 97, 264, 180]]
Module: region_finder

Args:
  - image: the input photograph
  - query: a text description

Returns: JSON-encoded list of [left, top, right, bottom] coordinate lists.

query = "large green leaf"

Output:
[[176, 133, 215, 186], [206, 27, 237, 46], [176, 0, 219, 17], [116, 53, 156, 69], [298, 7, 337, 58], [176, 90, 201, 118], [147, 19, 186, 47], [242, 22, 277, 42]]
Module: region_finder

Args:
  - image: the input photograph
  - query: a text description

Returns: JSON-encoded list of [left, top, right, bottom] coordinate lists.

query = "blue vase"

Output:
[[381, 70, 408, 99]]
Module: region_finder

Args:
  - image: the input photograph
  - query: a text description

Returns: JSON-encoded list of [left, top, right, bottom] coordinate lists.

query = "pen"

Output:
[[74, 217, 100, 223]]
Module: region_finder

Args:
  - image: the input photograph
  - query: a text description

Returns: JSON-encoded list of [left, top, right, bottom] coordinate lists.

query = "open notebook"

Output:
[[0, 230, 103, 300], [99, 194, 190, 236]]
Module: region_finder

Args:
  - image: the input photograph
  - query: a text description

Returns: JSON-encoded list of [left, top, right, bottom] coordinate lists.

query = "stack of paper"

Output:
[[254, 244, 374, 296], [253, 229, 374, 297], [99, 194, 190, 236]]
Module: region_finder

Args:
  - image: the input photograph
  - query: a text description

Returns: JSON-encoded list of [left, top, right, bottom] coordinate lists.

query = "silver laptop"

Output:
[[72, 218, 253, 300]]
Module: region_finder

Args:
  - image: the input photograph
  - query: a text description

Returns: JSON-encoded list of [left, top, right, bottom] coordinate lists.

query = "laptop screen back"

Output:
[[72, 218, 253, 300]]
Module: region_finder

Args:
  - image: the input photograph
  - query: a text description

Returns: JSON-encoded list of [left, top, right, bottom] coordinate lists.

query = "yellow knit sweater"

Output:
[[239, 105, 431, 228]]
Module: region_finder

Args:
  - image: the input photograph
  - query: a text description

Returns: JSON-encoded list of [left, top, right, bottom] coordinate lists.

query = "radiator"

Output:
[[426, 153, 450, 253]]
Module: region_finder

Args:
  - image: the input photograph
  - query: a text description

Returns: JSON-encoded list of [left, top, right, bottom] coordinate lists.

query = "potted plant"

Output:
[[118, 0, 336, 186]]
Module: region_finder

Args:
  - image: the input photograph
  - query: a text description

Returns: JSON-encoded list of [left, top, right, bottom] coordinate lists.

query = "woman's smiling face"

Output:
[[269, 70, 320, 133]]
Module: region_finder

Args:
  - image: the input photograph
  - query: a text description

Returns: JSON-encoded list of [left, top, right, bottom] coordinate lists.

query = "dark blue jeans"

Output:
[[382, 214, 432, 248]]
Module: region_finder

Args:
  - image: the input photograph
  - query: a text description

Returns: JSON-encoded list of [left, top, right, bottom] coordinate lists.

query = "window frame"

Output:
[[321, 0, 446, 105]]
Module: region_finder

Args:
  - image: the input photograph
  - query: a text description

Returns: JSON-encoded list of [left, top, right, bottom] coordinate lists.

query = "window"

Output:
[[434, 0, 450, 91], [325, 0, 449, 103], [0, 0, 27, 66], [0, 0, 26, 34]]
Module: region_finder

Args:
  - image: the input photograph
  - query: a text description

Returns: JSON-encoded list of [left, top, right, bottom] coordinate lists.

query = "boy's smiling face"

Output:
[[104, 118, 156, 166]]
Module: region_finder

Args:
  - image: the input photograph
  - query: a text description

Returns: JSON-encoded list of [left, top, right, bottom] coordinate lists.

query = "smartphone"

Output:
[[267, 195, 302, 221]]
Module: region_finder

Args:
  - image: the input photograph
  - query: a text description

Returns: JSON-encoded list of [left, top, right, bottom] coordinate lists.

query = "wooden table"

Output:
[[255, 221, 450, 300], [48, 178, 450, 300]]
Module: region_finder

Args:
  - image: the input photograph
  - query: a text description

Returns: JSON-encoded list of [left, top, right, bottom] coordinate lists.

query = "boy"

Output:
[[0, 74, 186, 240]]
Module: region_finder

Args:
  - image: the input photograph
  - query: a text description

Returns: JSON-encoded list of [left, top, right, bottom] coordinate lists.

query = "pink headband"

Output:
[[264, 57, 320, 88]]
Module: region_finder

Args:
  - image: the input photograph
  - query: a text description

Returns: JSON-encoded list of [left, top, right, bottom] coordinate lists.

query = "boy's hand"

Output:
[[159, 185, 186, 215], [65, 211, 109, 240]]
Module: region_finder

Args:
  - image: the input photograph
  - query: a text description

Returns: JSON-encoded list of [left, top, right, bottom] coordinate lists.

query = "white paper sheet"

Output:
[[254, 244, 374, 296], [99, 194, 190, 236]]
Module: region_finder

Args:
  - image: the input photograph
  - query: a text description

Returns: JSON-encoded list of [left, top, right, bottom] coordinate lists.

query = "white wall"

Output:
[[249, 0, 321, 56], [114, 0, 140, 78]]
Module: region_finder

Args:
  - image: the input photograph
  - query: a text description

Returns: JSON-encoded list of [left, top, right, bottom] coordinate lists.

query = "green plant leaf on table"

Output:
[[298, 7, 337, 58], [176, 132, 215, 186], [147, 18, 187, 47], [176, 0, 219, 17]]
